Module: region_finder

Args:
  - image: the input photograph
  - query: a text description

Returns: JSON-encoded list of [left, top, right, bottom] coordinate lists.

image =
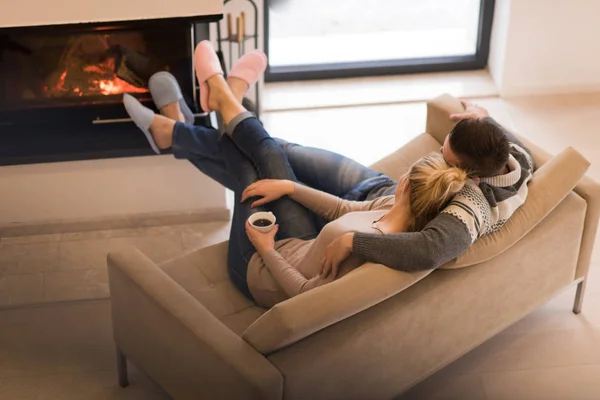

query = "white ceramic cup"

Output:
[[247, 212, 277, 233]]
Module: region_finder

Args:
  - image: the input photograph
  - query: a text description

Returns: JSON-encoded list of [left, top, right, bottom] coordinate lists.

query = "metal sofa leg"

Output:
[[573, 279, 587, 315], [116, 347, 129, 387]]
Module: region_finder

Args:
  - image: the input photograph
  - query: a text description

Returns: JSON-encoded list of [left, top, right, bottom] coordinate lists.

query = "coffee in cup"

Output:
[[248, 212, 276, 233]]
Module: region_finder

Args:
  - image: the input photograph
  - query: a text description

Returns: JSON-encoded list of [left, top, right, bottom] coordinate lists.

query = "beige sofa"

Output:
[[107, 95, 600, 400]]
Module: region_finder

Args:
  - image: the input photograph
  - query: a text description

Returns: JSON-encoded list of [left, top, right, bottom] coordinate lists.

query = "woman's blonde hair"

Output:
[[406, 153, 468, 228]]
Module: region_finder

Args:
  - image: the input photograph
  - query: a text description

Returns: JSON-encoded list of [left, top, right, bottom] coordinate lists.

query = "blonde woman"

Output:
[[243, 154, 467, 307]]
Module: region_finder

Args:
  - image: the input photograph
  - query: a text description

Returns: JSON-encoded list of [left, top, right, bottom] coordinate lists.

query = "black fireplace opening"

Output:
[[0, 16, 218, 166]]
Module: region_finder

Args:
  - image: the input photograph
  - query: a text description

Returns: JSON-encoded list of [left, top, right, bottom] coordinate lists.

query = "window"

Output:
[[265, 0, 495, 81]]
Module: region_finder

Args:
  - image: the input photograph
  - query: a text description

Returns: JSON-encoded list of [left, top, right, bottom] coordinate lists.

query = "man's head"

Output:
[[440, 117, 510, 177]]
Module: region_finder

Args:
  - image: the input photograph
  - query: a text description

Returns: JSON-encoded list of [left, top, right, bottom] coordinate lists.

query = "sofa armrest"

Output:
[[242, 263, 432, 354], [107, 246, 283, 400], [425, 93, 465, 144]]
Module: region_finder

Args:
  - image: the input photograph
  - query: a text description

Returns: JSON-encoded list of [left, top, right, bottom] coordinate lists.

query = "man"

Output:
[[146, 72, 533, 277]]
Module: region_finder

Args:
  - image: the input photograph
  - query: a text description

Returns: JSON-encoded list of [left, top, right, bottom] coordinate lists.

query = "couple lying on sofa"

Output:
[[123, 41, 534, 307]]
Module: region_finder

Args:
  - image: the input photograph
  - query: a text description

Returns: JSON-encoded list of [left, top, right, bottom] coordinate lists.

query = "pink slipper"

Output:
[[194, 40, 224, 113], [228, 50, 268, 91]]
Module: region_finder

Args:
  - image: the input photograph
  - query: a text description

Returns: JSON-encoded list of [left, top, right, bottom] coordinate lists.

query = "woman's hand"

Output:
[[241, 179, 295, 207], [245, 220, 279, 255]]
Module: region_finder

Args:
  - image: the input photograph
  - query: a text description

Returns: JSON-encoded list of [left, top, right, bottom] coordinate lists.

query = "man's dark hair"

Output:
[[448, 117, 510, 177]]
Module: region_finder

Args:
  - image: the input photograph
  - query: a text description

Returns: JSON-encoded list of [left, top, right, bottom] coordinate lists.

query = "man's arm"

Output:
[[320, 213, 472, 277], [352, 214, 472, 271]]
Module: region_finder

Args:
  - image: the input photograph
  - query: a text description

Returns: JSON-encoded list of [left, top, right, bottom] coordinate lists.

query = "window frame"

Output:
[[264, 0, 496, 82]]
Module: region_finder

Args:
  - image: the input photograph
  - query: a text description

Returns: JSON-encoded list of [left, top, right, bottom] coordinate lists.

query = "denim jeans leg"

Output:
[[227, 118, 319, 241], [274, 138, 383, 197], [220, 135, 318, 299], [171, 122, 235, 190]]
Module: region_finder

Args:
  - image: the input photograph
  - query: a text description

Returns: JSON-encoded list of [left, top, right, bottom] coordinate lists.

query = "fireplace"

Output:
[[0, 16, 219, 165]]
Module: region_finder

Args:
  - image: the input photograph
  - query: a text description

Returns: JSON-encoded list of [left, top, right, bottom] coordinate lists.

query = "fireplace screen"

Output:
[[0, 26, 192, 111]]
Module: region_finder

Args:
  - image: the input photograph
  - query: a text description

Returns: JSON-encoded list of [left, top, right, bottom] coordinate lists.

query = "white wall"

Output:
[[0, 0, 222, 27], [490, 0, 600, 97], [0, 156, 227, 226]]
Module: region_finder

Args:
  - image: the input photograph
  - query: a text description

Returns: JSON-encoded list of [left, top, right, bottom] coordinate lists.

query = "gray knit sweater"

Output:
[[352, 129, 534, 271]]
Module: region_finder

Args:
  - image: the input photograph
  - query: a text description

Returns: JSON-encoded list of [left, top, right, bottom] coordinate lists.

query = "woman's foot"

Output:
[[194, 41, 224, 113], [123, 94, 175, 153], [227, 50, 268, 102], [206, 74, 245, 124], [148, 71, 195, 123]]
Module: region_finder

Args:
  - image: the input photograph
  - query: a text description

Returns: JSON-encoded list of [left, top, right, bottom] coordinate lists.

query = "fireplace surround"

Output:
[[0, 15, 220, 166]]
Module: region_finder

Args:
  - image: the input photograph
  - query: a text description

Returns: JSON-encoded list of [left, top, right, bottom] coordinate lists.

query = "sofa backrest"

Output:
[[242, 264, 432, 354]]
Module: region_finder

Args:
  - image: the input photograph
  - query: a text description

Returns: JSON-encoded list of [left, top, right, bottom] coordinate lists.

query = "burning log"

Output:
[[44, 34, 149, 98], [108, 44, 151, 87]]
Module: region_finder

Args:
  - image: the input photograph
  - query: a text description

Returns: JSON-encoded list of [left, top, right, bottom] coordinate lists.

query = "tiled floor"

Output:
[[0, 222, 231, 307], [1, 90, 600, 399], [0, 300, 170, 400]]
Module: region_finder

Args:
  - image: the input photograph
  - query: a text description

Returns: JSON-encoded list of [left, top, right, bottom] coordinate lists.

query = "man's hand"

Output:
[[241, 179, 295, 208], [450, 99, 490, 121], [245, 220, 279, 255], [320, 232, 354, 279]]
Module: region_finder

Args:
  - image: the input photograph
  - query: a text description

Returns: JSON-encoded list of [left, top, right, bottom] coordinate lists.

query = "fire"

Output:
[[46, 57, 148, 98], [97, 78, 148, 95]]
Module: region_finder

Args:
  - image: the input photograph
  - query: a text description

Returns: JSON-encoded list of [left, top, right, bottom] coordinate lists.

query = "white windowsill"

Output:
[[263, 69, 498, 112]]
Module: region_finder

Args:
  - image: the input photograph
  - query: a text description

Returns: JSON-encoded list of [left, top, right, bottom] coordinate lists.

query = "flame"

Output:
[[97, 78, 147, 95], [46, 57, 148, 98], [56, 71, 67, 91]]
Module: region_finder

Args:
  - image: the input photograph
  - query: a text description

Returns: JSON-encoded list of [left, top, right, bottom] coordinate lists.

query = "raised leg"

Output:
[[573, 279, 587, 314], [116, 347, 129, 387], [274, 139, 385, 198], [221, 135, 318, 299]]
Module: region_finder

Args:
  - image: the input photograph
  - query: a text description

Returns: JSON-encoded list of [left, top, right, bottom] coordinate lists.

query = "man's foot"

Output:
[[149, 114, 176, 149], [148, 71, 194, 123], [160, 102, 186, 123], [123, 94, 174, 153]]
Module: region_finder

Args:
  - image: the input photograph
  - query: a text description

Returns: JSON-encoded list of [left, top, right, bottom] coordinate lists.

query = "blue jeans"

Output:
[[172, 124, 397, 201], [173, 119, 322, 298]]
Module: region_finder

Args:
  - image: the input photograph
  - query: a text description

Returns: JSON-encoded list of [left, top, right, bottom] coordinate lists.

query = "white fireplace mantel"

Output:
[[0, 0, 223, 28]]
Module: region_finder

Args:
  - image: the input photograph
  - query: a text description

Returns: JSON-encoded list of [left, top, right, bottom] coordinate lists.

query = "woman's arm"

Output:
[[290, 183, 391, 221], [261, 249, 325, 297], [245, 220, 325, 297], [242, 179, 392, 221]]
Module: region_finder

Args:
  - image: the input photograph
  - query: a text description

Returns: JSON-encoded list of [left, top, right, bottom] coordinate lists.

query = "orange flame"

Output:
[[47, 57, 148, 97], [97, 78, 148, 95]]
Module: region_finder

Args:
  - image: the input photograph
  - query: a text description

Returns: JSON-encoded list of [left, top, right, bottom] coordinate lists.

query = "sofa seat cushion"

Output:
[[159, 241, 266, 335]]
